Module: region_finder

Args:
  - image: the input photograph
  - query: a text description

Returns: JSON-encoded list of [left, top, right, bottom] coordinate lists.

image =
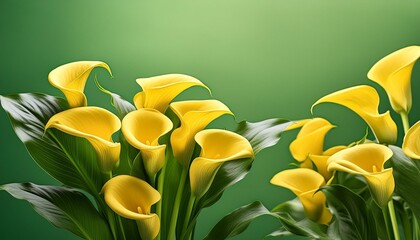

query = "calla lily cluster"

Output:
[[31, 61, 255, 240]]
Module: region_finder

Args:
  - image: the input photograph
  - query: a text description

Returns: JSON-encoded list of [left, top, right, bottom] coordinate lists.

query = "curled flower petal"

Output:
[[45, 107, 121, 172], [189, 129, 254, 198], [328, 143, 394, 207], [310, 145, 346, 181], [133, 74, 210, 113], [48, 61, 112, 108], [284, 119, 311, 131], [122, 109, 173, 178], [368, 46, 420, 114], [270, 168, 332, 224], [289, 118, 335, 162], [102, 175, 160, 240], [402, 121, 420, 159], [170, 100, 233, 167], [312, 85, 397, 144]]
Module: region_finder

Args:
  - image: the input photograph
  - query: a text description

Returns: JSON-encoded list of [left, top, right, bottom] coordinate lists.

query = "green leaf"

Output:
[[1, 183, 112, 240], [204, 201, 277, 240], [388, 145, 420, 220], [272, 198, 328, 239], [95, 78, 136, 119], [236, 118, 292, 154], [0, 93, 105, 194], [322, 185, 377, 240]]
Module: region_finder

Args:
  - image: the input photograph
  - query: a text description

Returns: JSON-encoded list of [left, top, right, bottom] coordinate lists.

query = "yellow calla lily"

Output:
[[133, 74, 210, 113], [102, 175, 160, 240], [289, 118, 335, 168], [367, 46, 420, 114], [170, 100, 233, 167], [48, 61, 112, 108], [284, 119, 311, 131], [328, 143, 394, 207], [189, 129, 254, 198], [270, 168, 332, 224], [309, 145, 347, 181], [45, 107, 121, 173], [121, 109, 173, 179], [312, 85, 397, 144], [402, 121, 420, 159]]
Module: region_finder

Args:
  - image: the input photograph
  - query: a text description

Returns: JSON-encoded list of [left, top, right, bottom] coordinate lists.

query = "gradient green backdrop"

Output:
[[1, 1, 420, 239]]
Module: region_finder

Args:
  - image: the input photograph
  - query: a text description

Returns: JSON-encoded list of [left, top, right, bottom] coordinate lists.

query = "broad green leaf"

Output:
[[272, 198, 328, 239], [1, 183, 112, 240], [388, 145, 420, 220], [198, 158, 253, 209], [322, 185, 377, 240], [236, 118, 292, 154], [0, 93, 105, 194], [204, 201, 277, 240], [95, 78, 136, 119]]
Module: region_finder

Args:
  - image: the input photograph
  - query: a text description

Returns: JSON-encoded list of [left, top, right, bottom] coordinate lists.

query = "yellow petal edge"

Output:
[[368, 46, 420, 114], [271, 168, 332, 224], [328, 143, 394, 207], [189, 129, 254, 198], [134, 74, 210, 113], [102, 175, 160, 240], [48, 61, 112, 108], [122, 109, 173, 178], [170, 100, 233, 167], [45, 106, 121, 173], [312, 85, 397, 144], [403, 120, 420, 159]]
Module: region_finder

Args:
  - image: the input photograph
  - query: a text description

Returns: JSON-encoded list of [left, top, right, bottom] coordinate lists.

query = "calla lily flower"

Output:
[[312, 85, 397, 144], [309, 145, 347, 181], [367, 46, 420, 114], [122, 109, 173, 179], [402, 121, 420, 159], [328, 143, 394, 207], [289, 118, 335, 168], [45, 107, 121, 173], [102, 175, 160, 240], [284, 119, 311, 131], [170, 100, 233, 167], [48, 61, 112, 108], [270, 168, 332, 224], [133, 74, 210, 113], [189, 129, 254, 198]]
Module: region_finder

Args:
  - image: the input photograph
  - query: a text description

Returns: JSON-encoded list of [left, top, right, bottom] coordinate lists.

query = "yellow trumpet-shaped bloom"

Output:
[[189, 129, 254, 198], [271, 168, 332, 224], [312, 85, 397, 144], [102, 175, 160, 240], [48, 61, 112, 108], [289, 118, 335, 168], [122, 109, 173, 179], [133, 74, 209, 113], [403, 121, 420, 159], [367, 46, 420, 114], [309, 145, 347, 181], [328, 143, 394, 207], [170, 100, 233, 167], [45, 107, 121, 173]]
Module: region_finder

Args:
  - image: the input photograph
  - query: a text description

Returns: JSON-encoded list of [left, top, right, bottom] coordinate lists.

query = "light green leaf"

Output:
[[0, 93, 104, 194], [322, 185, 377, 240], [389, 145, 420, 220], [204, 201, 277, 240], [236, 118, 292, 154], [1, 183, 112, 240]]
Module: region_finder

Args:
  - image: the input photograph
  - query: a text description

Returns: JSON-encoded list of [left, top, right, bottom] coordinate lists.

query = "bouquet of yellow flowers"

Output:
[[206, 46, 420, 240], [1, 62, 293, 240]]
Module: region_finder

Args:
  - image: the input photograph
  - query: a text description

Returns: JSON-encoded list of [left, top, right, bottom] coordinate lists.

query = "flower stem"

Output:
[[388, 200, 400, 240], [168, 167, 188, 240], [156, 164, 166, 240], [382, 204, 394, 240], [181, 194, 196, 240], [400, 111, 410, 134]]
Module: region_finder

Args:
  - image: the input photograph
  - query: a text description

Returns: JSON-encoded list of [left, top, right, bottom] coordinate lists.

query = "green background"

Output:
[[1, 1, 420, 239]]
